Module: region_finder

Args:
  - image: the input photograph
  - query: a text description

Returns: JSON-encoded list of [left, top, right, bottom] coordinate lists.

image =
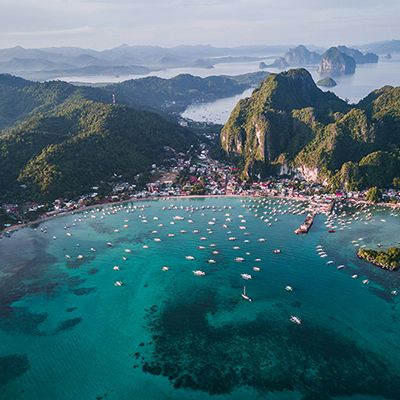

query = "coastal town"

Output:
[[1, 141, 400, 235]]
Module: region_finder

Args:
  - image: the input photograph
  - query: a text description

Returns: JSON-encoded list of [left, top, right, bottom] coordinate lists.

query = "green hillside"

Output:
[[221, 69, 400, 190], [0, 100, 195, 201]]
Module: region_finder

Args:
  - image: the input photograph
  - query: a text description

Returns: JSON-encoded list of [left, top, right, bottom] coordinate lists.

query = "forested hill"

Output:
[[0, 71, 267, 130], [221, 68, 400, 190], [0, 99, 195, 201]]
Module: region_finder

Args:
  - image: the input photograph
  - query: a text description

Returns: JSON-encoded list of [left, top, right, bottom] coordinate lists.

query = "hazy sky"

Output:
[[0, 0, 398, 49]]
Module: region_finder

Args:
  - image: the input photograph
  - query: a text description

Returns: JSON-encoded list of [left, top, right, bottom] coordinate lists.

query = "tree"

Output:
[[393, 177, 400, 189], [366, 186, 382, 203]]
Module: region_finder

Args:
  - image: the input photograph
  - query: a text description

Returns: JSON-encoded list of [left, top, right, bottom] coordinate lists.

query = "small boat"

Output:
[[114, 281, 123, 287], [290, 315, 301, 324], [143, 245, 149, 249], [77, 255, 84, 260], [273, 249, 281, 254], [362, 279, 369, 284], [186, 256, 195, 260], [285, 285, 293, 291], [241, 273, 252, 280], [352, 274, 358, 279], [391, 290, 398, 296], [235, 257, 244, 262], [252, 267, 261, 272], [162, 266, 169, 271], [90, 248, 96, 252], [113, 266, 120, 271], [125, 249, 132, 253], [193, 270, 205, 276], [107, 242, 113, 247], [337, 265, 345, 270], [208, 259, 216, 264], [241, 286, 252, 302]]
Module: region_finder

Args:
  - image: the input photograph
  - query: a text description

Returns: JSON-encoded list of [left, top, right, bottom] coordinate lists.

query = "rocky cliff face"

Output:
[[319, 47, 356, 75], [284, 45, 321, 66], [221, 69, 400, 189], [337, 46, 378, 64]]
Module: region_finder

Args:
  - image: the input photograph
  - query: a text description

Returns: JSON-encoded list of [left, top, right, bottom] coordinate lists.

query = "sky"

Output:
[[0, 0, 399, 49]]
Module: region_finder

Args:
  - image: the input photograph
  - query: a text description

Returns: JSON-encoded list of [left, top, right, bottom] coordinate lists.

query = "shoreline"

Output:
[[2, 193, 399, 236]]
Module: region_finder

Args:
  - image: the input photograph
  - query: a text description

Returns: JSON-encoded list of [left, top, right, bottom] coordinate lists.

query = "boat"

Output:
[[273, 249, 281, 254], [193, 270, 205, 276], [290, 315, 301, 324], [113, 266, 120, 270], [185, 255, 195, 260], [285, 285, 293, 291], [114, 281, 123, 287], [252, 267, 261, 272], [352, 274, 358, 279], [241, 286, 252, 301], [235, 257, 244, 262], [241, 273, 252, 280], [362, 279, 369, 284], [208, 259, 216, 264], [162, 266, 169, 271]]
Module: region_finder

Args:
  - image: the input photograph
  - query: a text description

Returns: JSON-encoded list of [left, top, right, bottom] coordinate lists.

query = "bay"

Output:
[[1, 197, 400, 399]]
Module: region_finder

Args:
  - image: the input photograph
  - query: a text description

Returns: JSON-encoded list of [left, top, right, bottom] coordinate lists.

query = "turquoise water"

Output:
[[1, 197, 400, 400]]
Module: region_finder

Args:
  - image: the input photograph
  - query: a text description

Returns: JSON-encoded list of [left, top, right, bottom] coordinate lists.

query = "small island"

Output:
[[357, 247, 400, 270], [317, 77, 337, 87]]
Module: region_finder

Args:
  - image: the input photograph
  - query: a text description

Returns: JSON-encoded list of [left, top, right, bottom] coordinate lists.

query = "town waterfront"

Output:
[[1, 197, 400, 399]]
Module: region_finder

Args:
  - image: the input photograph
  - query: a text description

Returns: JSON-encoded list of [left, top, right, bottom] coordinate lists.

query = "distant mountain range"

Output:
[[0, 44, 289, 80], [221, 69, 400, 191], [0, 41, 397, 81]]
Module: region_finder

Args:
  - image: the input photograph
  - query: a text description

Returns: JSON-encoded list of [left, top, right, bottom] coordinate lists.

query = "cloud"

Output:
[[0, 0, 398, 49]]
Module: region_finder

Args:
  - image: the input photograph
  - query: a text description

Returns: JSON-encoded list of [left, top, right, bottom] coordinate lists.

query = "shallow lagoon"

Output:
[[1, 197, 400, 400]]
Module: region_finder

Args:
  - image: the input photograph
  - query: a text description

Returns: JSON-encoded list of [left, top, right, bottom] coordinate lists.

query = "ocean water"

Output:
[[1, 197, 400, 400], [179, 57, 400, 124]]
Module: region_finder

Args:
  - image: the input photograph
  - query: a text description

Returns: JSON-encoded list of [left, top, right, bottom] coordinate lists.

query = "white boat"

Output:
[[391, 290, 398, 296], [90, 248, 96, 252], [252, 267, 261, 272], [193, 270, 205, 276], [77, 255, 84, 260], [114, 281, 123, 287], [352, 274, 358, 279], [362, 279, 369, 284], [185, 255, 195, 260], [241, 273, 252, 280], [285, 285, 293, 291], [273, 249, 281, 254], [162, 266, 169, 271], [208, 259, 216, 264], [241, 286, 252, 301], [290, 315, 301, 324], [235, 257, 244, 262], [113, 266, 120, 271]]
